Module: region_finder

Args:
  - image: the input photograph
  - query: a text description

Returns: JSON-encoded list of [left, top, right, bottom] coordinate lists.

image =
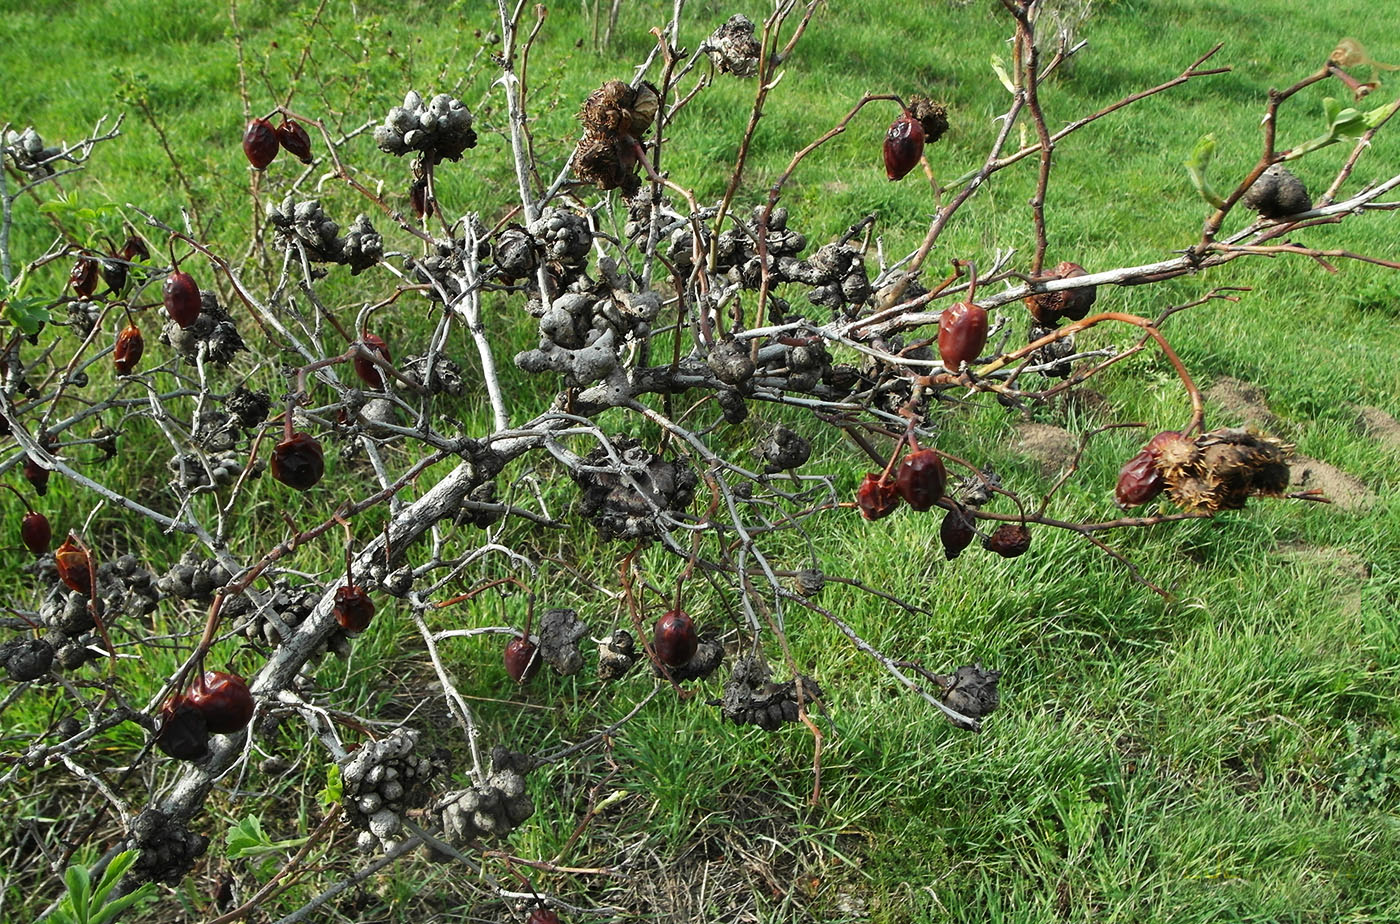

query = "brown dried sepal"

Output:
[[573, 132, 641, 195], [580, 80, 659, 139], [908, 95, 949, 144], [1025, 261, 1097, 326], [1160, 428, 1291, 513]]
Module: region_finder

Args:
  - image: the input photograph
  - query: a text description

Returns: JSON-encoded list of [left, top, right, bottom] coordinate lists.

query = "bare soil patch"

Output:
[[1356, 405, 1400, 454], [1206, 377, 1279, 430], [1015, 422, 1077, 476], [1289, 457, 1375, 511]]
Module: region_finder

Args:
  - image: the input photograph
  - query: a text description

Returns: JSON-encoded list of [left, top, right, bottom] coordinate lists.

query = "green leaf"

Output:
[[1184, 133, 1226, 208], [4, 295, 52, 335], [89, 850, 137, 911], [1363, 96, 1400, 129], [63, 863, 92, 924], [318, 763, 342, 809], [225, 815, 273, 859]]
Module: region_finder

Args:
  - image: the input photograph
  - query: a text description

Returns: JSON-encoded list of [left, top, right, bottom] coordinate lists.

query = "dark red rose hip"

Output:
[[157, 697, 211, 761], [504, 636, 541, 683], [120, 234, 150, 263], [20, 510, 52, 555], [242, 118, 279, 169], [187, 671, 255, 734], [1115, 450, 1164, 508], [270, 431, 325, 491], [69, 256, 99, 298], [352, 333, 391, 389], [939, 506, 976, 560], [884, 111, 925, 181], [894, 449, 947, 511], [275, 118, 313, 164], [857, 472, 901, 520], [937, 301, 988, 372], [652, 609, 698, 666], [54, 534, 93, 594], [162, 270, 202, 329], [983, 524, 1031, 558], [333, 584, 375, 634]]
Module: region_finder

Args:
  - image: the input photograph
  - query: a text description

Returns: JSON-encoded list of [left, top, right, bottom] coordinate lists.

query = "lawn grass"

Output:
[[2, 0, 1400, 921]]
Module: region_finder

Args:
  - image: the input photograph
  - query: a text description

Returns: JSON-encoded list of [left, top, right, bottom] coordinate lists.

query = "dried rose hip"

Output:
[[1026, 261, 1096, 326], [20, 510, 52, 555], [352, 333, 391, 389], [884, 110, 925, 181], [1115, 450, 1163, 508], [100, 255, 128, 295], [938, 301, 989, 372], [895, 448, 947, 511], [242, 118, 279, 169], [113, 323, 144, 375], [527, 911, 561, 924], [409, 178, 430, 219], [187, 671, 255, 734], [939, 506, 976, 560], [856, 472, 901, 520], [157, 697, 210, 761], [162, 270, 201, 329], [270, 431, 325, 491], [121, 234, 150, 263], [54, 534, 93, 594], [69, 256, 98, 298], [653, 609, 698, 667], [23, 453, 50, 497], [504, 636, 541, 683], [983, 523, 1031, 558], [333, 584, 375, 635], [275, 118, 313, 164]]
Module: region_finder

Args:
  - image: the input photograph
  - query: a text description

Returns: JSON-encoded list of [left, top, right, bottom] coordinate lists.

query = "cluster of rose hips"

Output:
[[241, 115, 314, 170], [156, 670, 255, 761]]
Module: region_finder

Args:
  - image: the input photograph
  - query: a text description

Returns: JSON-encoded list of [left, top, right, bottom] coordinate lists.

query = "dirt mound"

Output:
[[1015, 422, 1077, 476], [1289, 456, 1374, 511], [1206, 377, 1279, 430], [1356, 405, 1400, 454]]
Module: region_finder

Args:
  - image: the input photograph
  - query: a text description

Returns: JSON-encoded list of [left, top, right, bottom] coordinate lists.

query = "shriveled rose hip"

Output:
[[983, 523, 1031, 558], [938, 301, 988, 372], [939, 506, 976, 560], [352, 333, 391, 389], [270, 431, 325, 491], [55, 534, 93, 594], [883, 111, 925, 181], [113, 323, 144, 375], [187, 671, 255, 734], [856, 472, 901, 520], [333, 584, 375, 635], [895, 448, 947, 511], [69, 256, 99, 298], [1115, 450, 1163, 508], [653, 609, 698, 666], [162, 270, 201, 329], [20, 510, 52, 555], [156, 697, 210, 761], [242, 118, 279, 169], [275, 118, 313, 164]]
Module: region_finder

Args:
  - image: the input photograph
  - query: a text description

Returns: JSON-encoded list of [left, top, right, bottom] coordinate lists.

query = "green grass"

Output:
[[3, 0, 1400, 921]]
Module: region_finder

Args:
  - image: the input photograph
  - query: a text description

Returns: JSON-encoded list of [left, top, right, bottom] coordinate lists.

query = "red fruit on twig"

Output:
[[856, 472, 901, 520], [939, 506, 976, 560], [69, 256, 98, 298], [54, 534, 93, 594], [333, 584, 375, 634], [883, 110, 925, 181], [162, 270, 201, 329], [120, 234, 150, 263], [113, 323, 144, 375], [20, 510, 51, 555], [270, 431, 325, 491], [894, 448, 947, 511], [527, 910, 561, 924], [275, 118, 313, 164], [504, 636, 541, 683], [242, 118, 279, 169], [983, 524, 1031, 558], [352, 333, 391, 389], [937, 301, 988, 372], [187, 671, 255, 734], [409, 178, 430, 219], [653, 609, 698, 666], [23, 454, 50, 497], [156, 697, 210, 761], [1114, 430, 1181, 508]]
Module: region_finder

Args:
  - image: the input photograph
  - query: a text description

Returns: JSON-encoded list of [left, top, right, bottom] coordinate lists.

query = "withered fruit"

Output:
[[186, 671, 254, 734], [21, 510, 52, 555], [580, 80, 659, 138], [653, 609, 698, 667], [55, 534, 93, 594], [856, 472, 901, 520], [883, 110, 925, 181], [1025, 261, 1096, 326], [270, 431, 325, 491], [1114, 429, 1181, 508], [69, 256, 99, 298], [895, 448, 947, 511], [940, 505, 976, 560], [113, 323, 144, 375], [120, 234, 150, 263], [156, 697, 210, 761], [983, 523, 1031, 558], [353, 333, 391, 389], [333, 584, 375, 634], [938, 301, 988, 371], [162, 270, 202, 329], [275, 118, 313, 164], [242, 118, 279, 169], [409, 178, 430, 219]]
